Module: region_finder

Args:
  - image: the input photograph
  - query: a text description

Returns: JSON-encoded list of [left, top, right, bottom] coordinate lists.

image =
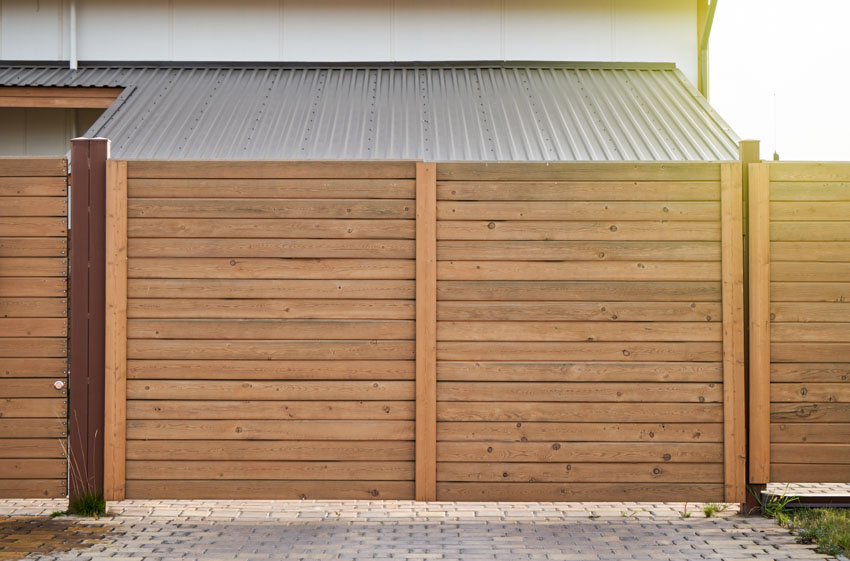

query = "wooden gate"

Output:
[[0, 158, 69, 498], [103, 159, 747, 502]]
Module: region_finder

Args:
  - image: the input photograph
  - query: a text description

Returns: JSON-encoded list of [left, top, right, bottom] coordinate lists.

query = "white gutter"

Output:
[[698, 0, 717, 97], [69, 0, 78, 70]]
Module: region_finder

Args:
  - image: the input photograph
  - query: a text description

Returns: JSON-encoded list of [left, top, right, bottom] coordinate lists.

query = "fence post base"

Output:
[[743, 483, 766, 515]]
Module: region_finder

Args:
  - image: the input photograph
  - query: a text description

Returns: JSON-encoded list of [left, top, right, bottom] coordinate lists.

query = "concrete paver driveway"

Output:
[[0, 499, 838, 561]]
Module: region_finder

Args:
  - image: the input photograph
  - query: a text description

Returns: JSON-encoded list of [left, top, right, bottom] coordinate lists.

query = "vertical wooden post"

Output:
[[415, 162, 437, 501], [748, 162, 771, 484], [68, 138, 109, 500], [721, 162, 746, 503], [103, 160, 128, 501]]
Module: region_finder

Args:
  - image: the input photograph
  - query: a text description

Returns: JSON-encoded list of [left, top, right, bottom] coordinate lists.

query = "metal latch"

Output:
[[53, 380, 66, 390]]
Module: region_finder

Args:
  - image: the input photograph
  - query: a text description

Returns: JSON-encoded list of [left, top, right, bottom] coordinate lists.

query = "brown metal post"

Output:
[[69, 137, 110, 500]]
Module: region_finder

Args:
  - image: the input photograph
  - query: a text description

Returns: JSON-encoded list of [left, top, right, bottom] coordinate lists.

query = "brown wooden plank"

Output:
[[771, 363, 850, 382], [128, 340, 414, 360], [771, 444, 850, 464], [0, 480, 66, 498], [769, 162, 850, 182], [772, 242, 850, 262], [126, 160, 416, 180], [771, 182, 850, 201], [438, 301, 721, 322], [0, 158, 66, 177], [127, 400, 414, 420], [772, 323, 850, 342], [127, 440, 414, 461], [128, 178, 415, 199], [771, 422, 850, 442], [438, 402, 722, 422], [0, 399, 66, 418], [771, 383, 850, 403], [772, 343, 850, 362], [128, 238, 415, 259], [128, 218, 415, 239], [438, 261, 720, 282], [438, 281, 721, 302], [437, 341, 721, 362], [437, 422, 722, 442], [437, 482, 722, 502], [0, 197, 67, 217], [436, 180, 719, 201], [438, 201, 719, 221], [771, 201, 850, 221], [128, 298, 414, 320], [437, 382, 721, 403], [437, 241, 720, 261], [438, 321, 720, 342], [128, 319, 414, 340], [771, 403, 850, 423], [0, 258, 67, 277], [127, 460, 413, 480], [0, 338, 66, 357], [127, 359, 414, 380], [127, 420, 414, 440], [0, 378, 66, 398], [129, 258, 414, 280], [0, 459, 66, 479], [0, 217, 67, 237], [128, 199, 414, 219], [0, 419, 65, 438], [437, 220, 720, 242], [129, 279, 414, 299], [0, 439, 65, 458], [771, 303, 850, 323], [0, 238, 67, 257], [125, 480, 413, 500], [435, 162, 720, 182], [0, 177, 66, 197], [437, 361, 722, 382], [0, 298, 67, 318], [771, 283, 850, 302], [771, 222, 850, 242], [437, 462, 722, 483], [0, 318, 66, 337], [770, 464, 850, 483], [0, 358, 67, 378], [127, 380, 414, 401], [772, 262, 850, 282], [438, 442, 722, 463], [0, 278, 67, 297]]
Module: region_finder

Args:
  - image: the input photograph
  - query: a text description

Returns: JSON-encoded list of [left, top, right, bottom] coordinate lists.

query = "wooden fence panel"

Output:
[[434, 162, 736, 502], [0, 158, 68, 498]]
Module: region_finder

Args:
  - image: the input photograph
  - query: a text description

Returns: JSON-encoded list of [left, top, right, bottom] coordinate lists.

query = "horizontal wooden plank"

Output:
[[769, 162, 850, 182], [437, 422, 722, 442], [771, 403, 850, 423], [437, 362, 722, 382], [0, 197, 67, 217], [127, 460, 413, 481], [771, 282, 850, 303], [771, 444, 850, 464], [128, 340, 413, 360], [0, 298, 67, 318], [438, 402, 722, 422], [0, 358, 66, 378], [436, 482, 722, 502], [0, 338, 66, 358], [436, 180, 719, 201], [0, 398, 65, 418], [128, 178, 415, 199], [770, 463, 850, 483], [437, 461, 722, 483], [771, 303, 850, 323], [128, 298, 414, 320], [129, 279, 414, 299], [128, 238, 415, 259], [129, 258, 414, 280], [0, 378, 66, 398], [0, 238, 66, 257], [0, 459, 65, 479], [0, 258, 67, 277], [0, 479, 66, 498], [438, 442, 722, 463], [772, 323, 850, 343], [0, 438, 65, 458], [127, 380, 414, 401], [438, 321, 720, 342], [127, 360, 413, 380], [437, 241, 719, 261], [771, 422, 850, 443], [0, 277, 66, 297], [438, 261, 720, 282], [772, 242, 850, 262], [124, 479, 413, 500], [0, 419, 65, 438], [771, 363, 850, 382], [435, 162, 720, 182], [438, 201, 719, 221], [437, 220, 720, 242], [0, 177, 66, 197], [438, 382, 721, 403], [771, 383, 850, 403], [127, 440, 413, 461], [129, 199, 414, 219], [771, 181, 850, 201], [438, 281, 720, 302], [772, 263, 850, 282], [128, 400, 414, 420], [127, 160, 417, 180], [0, 217, 67, 237], [127, 420, 413, 440], [0, 158, 66, 177], [772, 343, 850, 362], [0, 318, 66, 337], [772, 222, 850, 242], [128, 218, 415, 239], [128, 319, 414, 340], [437, 341, 722, 362], [771, 201, 850, 221], [438, 301, 720, 322]]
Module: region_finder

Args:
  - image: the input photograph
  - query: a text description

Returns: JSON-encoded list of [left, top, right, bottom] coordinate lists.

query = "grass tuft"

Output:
[[68, 492, 106, 519], [702, 503, 727, 518]]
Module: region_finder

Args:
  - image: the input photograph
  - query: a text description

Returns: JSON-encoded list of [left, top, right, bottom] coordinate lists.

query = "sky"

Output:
[[710, 1, 850, 161]]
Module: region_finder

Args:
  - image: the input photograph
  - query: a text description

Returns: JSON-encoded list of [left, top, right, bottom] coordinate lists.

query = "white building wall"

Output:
[[0, 108, 102, 156], [0, 0, 698, 84]]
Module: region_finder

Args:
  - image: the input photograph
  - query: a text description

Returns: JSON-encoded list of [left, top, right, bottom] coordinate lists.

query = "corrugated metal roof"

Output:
[[0, 63, 739, 160]]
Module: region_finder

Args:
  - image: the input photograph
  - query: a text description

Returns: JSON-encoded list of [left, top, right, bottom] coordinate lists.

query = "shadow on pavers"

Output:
[[0, 516, 121, 560]]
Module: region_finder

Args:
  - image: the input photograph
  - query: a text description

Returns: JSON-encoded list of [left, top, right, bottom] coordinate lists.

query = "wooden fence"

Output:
[[749, 162, 850, 485], [0, 157, 69, 498]]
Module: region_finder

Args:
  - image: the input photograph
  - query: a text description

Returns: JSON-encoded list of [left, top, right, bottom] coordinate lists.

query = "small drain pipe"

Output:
[[69, 0, 78, 70], [698, 0, 717, 97]]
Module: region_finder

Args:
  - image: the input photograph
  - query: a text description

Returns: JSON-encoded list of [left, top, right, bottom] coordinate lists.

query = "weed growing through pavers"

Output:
[[702, 503, 727, 518], [785, 508, 850, 557]]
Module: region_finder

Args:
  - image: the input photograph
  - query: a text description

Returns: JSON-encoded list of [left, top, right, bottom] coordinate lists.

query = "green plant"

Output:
[[748, 484, 799, 518], [702, 503, 727, 518], [681, 502, 690, 518], [68, 491, 106, 519], [57, 418, 106, 519], [49, 510, 67, 518], [785, 508, 850, 557], [587, 514, 600, 519]]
